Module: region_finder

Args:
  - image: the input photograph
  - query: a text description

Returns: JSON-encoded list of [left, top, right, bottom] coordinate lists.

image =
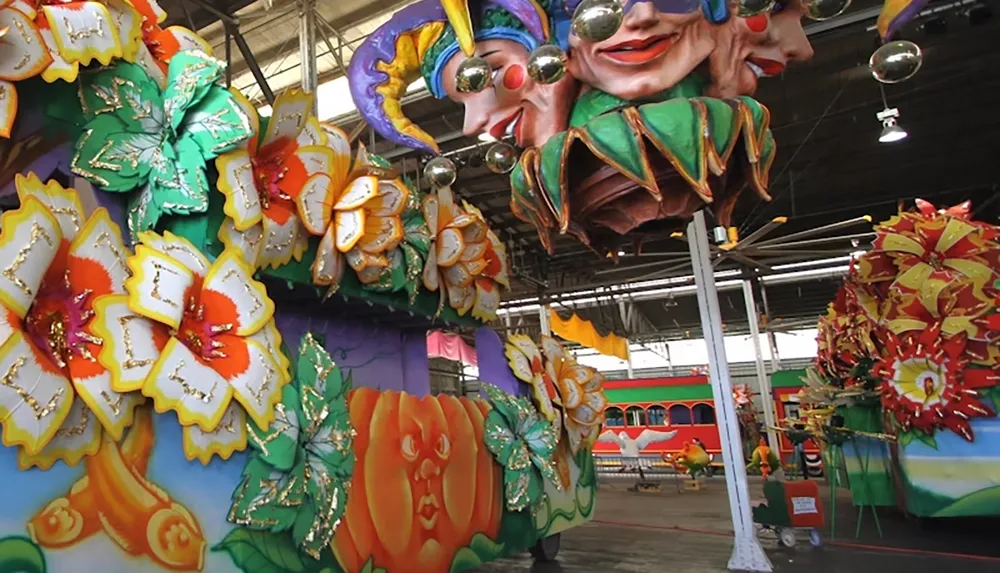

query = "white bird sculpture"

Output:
[[598, 429, 679, 458]]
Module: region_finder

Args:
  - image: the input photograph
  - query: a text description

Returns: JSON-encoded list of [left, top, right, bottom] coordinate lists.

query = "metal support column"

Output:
[[539, 305, 551, 336], [760, 283, 781, 372], [688, 211, 771, 572], [743, 279, 780, 453], [299, 0, 318, 105], [617, 301, 635, 378]]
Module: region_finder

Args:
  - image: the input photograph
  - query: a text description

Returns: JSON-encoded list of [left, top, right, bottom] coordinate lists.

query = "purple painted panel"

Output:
[[474, 326, 524, 397], [0, 109, 71, 199], [274, 311, 431, 395]]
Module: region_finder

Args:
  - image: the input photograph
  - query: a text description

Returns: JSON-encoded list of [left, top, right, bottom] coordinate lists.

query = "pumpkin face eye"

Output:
[[436, 434, 451, 460], [401, 434, 419, 461]]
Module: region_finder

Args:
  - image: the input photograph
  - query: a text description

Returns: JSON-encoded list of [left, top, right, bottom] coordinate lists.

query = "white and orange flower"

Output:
[[94, 231, 291, 463], [0, 1, 52, 137], [422, 185, 509, 320], [0, 173, 143, 469], [305, 134, 409, 290], [119, 0, 211, 86], [216, 89, 332, 270], [505, 334, 607, 454]]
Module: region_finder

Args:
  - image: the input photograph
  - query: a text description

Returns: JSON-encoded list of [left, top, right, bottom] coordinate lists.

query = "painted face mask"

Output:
[[564, 0, 728, 101], [348, 0, 568, 153], [706, 0, 814, 98]]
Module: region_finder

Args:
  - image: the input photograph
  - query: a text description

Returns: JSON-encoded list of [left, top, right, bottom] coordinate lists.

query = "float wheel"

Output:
[[778, 528, 797, 548], [530, 533, 561, 562]]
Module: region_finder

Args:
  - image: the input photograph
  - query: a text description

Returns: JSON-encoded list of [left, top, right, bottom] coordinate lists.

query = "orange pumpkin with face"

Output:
[[333, 388, 502, 573]]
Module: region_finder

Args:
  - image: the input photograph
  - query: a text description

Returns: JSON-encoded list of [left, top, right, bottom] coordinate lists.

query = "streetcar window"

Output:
[[669, 404, 692, 425], [605, 407, 624, 426], [647, 405, 667, 426], [625, 406, 647, 427], [784, 402, 801, 420], [692, 403, 716, 425]]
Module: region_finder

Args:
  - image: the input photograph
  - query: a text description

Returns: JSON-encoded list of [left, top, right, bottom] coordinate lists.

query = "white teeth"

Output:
[[505, 112, 521, 136], [746, 62, 765, 78]]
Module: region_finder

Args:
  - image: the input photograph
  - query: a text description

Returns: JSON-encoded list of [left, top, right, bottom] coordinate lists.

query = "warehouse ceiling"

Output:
[[169, 0, 1000, 342]]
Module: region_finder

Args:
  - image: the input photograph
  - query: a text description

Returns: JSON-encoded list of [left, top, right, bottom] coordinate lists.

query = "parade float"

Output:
[[799, 200, 1000, 517], [0, 0, 950, 570]]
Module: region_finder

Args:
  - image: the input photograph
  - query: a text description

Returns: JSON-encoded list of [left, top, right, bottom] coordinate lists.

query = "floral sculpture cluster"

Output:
[[504, 334, 607, 487], [229, 333, 355, 560], [481, 383, 560, 512], [814, 200, 1000, 443]]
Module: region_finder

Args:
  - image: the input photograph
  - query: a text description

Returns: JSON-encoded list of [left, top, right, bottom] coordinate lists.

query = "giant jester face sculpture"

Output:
[[440, 39, 578, 147], [567, 0, 715, 101], [707, 0, 815, 98]]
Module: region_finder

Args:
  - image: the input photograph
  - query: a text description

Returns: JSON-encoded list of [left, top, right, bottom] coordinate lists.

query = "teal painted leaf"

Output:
[[230, 458, 304, 532], [360, 558, 386, 573], [249, 385, 301, 471], [916, 432, 939, 449], [212, 528, 313, 573], [0, 536, 46, 573], [72, 116, 158, 192], [638, 99, 703, 183], [178, 89, 253, 160], [164, 50, 226, 131], [568, 89, 629, 128], [81, 61, 163, 129], [581, 111, 650, 185]]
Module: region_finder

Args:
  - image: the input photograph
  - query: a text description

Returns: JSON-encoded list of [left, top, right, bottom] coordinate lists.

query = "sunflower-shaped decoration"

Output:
[[22, 0, 142, 84], [422, 185, 510, 320], [70, 50, 252, 236], [857, 199, 1000, 368], [304, 132, 410, 293], [124, 0, 212, 84], [0, 2, 52, 137], [815, 268, 882, 385], [0, 173, 144, 469], [873, 324, 994, 441], [216, 88, 332, 270], [356, 179, 432, 304], [481, 383, 560, 512], [229, 333, 354, 560], [92, 231, 290, 462]]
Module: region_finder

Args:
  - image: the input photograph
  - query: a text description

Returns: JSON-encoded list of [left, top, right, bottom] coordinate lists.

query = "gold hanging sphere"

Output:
[[527, 44, 568, 85], [571, 0, 624, 43], [870, 40, 923, 84], [424, 156, 457, 188], [485, 142, 518, 174], [738, 0, 776, 17], [801, 0, 852, 20], [455, 57, 492, 93]]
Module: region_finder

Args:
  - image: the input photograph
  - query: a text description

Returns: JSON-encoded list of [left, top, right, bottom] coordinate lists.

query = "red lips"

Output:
[[748, 57, 785, 77], [488, 109, 523, 142], [600, 34, 676, 64]]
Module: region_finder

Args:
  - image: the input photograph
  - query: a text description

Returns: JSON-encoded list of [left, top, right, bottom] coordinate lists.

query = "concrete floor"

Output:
[[474, 477, 1000, 572]]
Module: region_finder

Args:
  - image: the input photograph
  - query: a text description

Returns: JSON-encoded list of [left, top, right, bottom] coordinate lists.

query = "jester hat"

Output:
[[348, 0, 552, 155], [877, 0, 929, 41]]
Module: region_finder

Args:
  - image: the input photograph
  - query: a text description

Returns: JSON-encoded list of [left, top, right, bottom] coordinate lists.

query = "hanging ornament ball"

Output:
[[485, 142, 518, 174], [424, 156, 457, 188], [455, 56, 492, 93], [738, 0, 776, 17], [572, 0, 624, 43], [801, 0, 851, 20], [527, 44, 568, 85], [870, 40, 923, 84]]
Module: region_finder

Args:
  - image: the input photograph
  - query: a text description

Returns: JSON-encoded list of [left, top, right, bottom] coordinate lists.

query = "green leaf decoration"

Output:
[[448, 533, 506, 573], [361, 184, 430, 302], [0, 536, 46, 573], [915, 432, 939, 450], [71, 51, 252, 238], [230, 333, 356, 561], [212, 528, 312, 573], [481, 384, 560, 512], [700, 98, 739, 161]]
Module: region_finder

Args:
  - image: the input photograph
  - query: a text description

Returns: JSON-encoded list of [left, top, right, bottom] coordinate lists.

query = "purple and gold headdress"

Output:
[[348, 0, 551, 155]]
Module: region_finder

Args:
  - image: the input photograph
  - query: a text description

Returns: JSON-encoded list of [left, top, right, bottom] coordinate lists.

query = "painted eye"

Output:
[[401, 434, 418, 460], [436, 434, 451, 459]]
